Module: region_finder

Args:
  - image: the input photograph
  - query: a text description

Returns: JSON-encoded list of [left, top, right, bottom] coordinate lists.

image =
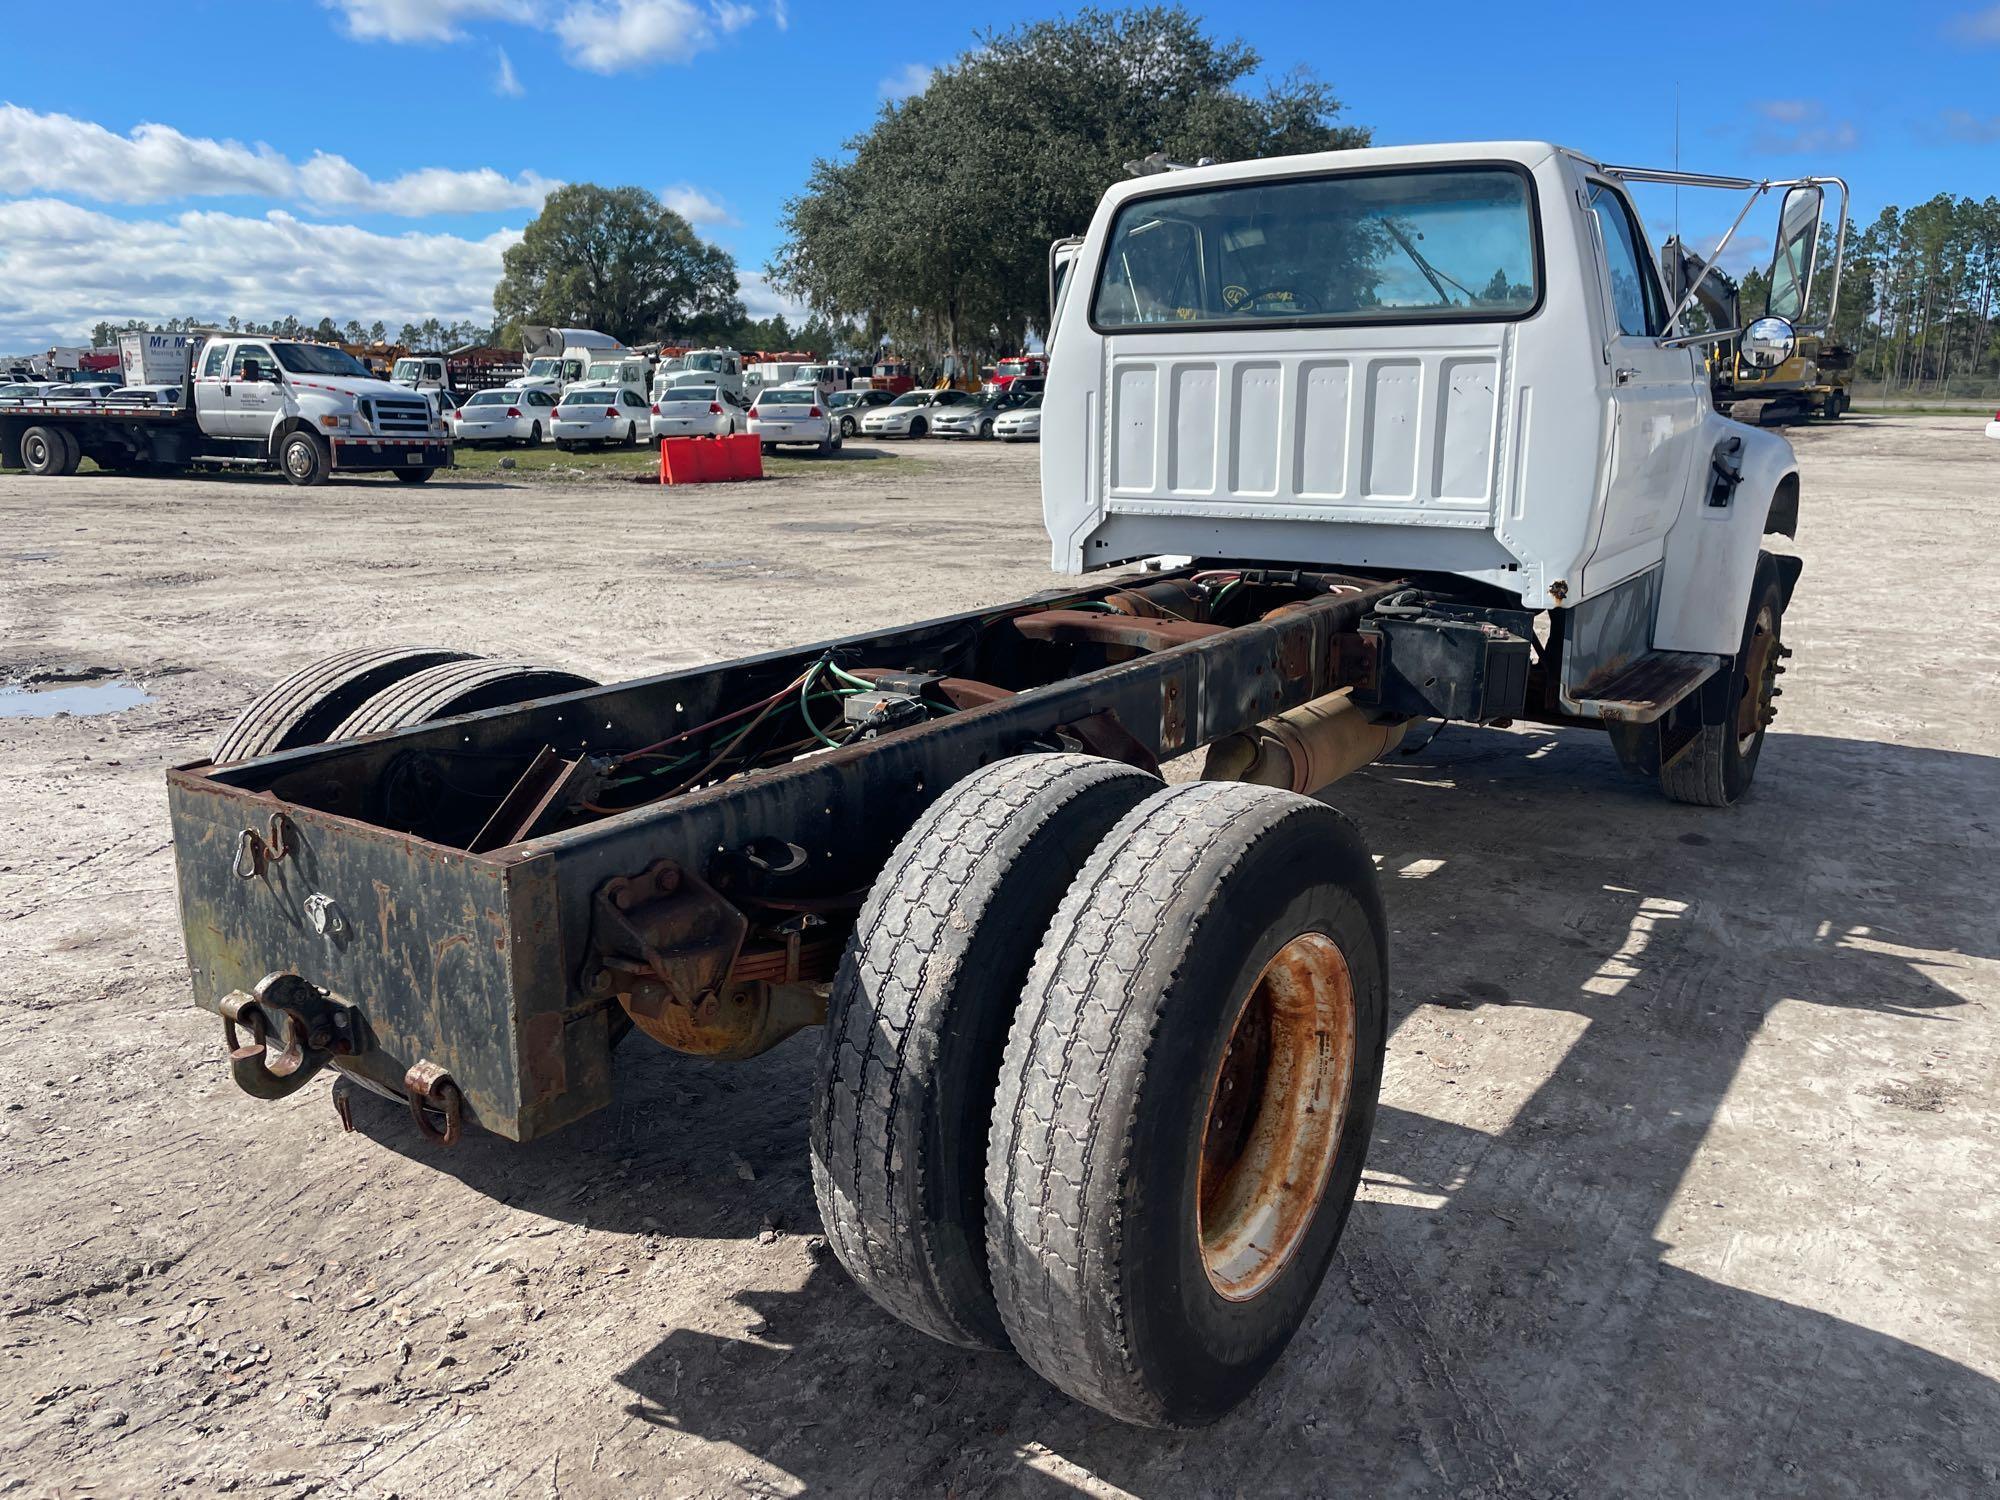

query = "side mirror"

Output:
[[1740, 316, 1796, 371], [1765, 184, 1824, 322]]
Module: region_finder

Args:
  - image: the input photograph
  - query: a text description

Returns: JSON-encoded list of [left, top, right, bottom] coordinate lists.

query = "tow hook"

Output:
[[403, 1060, 464, 1147], [218, 972, 367, 1101]]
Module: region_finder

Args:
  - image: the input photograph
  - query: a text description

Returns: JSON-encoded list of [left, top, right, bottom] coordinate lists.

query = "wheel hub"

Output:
[[1197, 931, 1356, 1301], [1736, 602, 1780, 752]]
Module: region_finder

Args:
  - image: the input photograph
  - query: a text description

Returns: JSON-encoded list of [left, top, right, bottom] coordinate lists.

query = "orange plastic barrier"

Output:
[[659, 433, 765, 485]]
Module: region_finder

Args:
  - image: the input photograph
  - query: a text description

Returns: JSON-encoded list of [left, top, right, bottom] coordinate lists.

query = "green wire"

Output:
[[800, 667, 848, 749], [827, 663, 877, 691]]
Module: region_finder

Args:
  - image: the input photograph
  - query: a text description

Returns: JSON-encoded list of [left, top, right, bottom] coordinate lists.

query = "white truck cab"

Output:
[[670, 349, 746, 402], [1045, 141, 1835, 672], [193, 337, 450, 481]]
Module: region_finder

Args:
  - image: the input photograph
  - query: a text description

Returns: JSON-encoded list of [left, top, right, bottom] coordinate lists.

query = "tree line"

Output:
[[88, 315, 493, 351], [1838, 195, 2000, 394]]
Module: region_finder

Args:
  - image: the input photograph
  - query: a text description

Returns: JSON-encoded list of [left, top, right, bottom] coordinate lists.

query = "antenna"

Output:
[[1674, 81, 1681, 247]]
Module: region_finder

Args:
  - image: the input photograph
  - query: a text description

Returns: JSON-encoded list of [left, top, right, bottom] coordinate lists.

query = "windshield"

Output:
[[889, 392, 927, 406], [759, 389, 813, 406], [1092, 166, 1539, 330], [525, 358, 561, 378], [467, 391, 513, 407], [686, 352, 727, 372], [997, 359, 1032, 375], [588, 362, 631, 381], [278, 343, 372, 377], [664, 387, 718, 404], [1015, 394, 1044, 410]]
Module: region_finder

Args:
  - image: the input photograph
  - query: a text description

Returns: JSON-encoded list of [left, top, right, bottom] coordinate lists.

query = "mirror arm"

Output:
[[1663, 181, 1769, 333], [1660, 327, 1741, 349]]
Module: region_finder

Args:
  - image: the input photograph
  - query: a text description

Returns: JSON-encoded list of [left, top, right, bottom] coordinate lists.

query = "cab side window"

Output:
[[1588, 183, 1668, 338], [232, 344, 276, 380], [201, 343, 228, 380]]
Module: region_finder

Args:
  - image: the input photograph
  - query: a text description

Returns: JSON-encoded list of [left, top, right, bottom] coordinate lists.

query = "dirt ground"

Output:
[[2, 419, 1996, 1499]]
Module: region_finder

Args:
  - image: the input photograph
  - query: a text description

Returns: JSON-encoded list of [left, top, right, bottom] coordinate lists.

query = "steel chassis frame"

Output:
[[169, 567, 1431, 1141]]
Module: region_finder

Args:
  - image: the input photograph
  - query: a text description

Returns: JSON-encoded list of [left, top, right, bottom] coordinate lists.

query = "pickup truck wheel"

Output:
[[392, 468, 434, 484], [813, 754, 1159, 1350], [328, 658, 598, 739], [986, 781, 1387, 1427], [280, 431, 328, 487], [214, 647, 477, 764], [1659, 553, 1786, 808], [19, 425, 71, 477]]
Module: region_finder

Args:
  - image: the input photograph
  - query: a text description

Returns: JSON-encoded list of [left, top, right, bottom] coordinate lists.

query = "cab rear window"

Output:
[[1092, 165, 1541, 331]]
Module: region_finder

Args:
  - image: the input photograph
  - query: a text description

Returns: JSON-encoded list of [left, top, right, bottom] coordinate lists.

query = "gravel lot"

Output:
[[2, 418, 1996, 1498]]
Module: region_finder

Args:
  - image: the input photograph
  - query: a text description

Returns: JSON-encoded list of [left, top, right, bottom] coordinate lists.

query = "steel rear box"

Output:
[[167, 772, 613, 1142]]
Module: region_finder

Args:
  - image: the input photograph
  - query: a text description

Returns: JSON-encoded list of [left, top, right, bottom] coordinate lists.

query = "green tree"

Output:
[[494, 184, 742, 344], [773, 6, 1367, 353]]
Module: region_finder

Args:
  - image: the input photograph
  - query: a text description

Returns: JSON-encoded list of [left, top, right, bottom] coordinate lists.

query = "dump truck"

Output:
[[163, 141, 1836, 1427]]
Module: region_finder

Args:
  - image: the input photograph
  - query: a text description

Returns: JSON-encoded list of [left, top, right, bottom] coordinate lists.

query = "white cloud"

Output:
[[1747, 99, 1858, 154], [772, 0, 789, 30], [0, 105, 557, 216], [0, 198, 516, 349], [738, 273, 804, 323], [553, 0, 716, 71], [659, 184, 738, 228], [878, 62, 935, 101], [1948, 3, 2000, 42], [326, 0, 761, 74], [1940, 107, 2000, 144], [495, 46, 524, 97], [322, 0, 518, 43]]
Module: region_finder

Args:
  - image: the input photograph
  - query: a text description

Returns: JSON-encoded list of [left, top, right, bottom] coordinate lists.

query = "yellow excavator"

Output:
[[1662, 236, 1852, 422]]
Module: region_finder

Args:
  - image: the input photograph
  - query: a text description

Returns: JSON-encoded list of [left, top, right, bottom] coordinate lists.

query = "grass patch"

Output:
[[444, 441, 926, 484]]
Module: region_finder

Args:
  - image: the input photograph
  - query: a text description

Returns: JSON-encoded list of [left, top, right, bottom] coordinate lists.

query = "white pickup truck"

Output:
[[0, 334, 451, 485]]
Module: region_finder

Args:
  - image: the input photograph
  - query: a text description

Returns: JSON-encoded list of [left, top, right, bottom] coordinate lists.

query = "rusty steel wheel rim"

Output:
[[1736, 601, 1780, 753], [1197, 931, 1357, 1301]]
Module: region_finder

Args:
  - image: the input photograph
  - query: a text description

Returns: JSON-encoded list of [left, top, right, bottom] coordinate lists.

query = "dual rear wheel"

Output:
[[811, 755, 1387, 1427]]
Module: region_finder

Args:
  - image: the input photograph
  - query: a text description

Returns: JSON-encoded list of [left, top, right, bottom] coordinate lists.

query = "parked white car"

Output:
[[106, 385, 183, 406], [748, 386, 840, 454], [859, 389, 978, 439], [0, 381, 66, 404], [829, 388, 896, 437], [44, 381, 120, 402], [651, 385, 744, 440], [994, 394, 1042, 442], [551, 384, 650, 449], [451, 387, 557, 446]]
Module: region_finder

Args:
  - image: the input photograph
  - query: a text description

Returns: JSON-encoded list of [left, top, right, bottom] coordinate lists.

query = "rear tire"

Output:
[[19, 425, 69, 477], [986, 781, 1387, 1427], [214, 647, 475, 764], [393, 467, 434, 484], [328, 658, 598, 739], [529, 422, 543, 444], [812, 755, 1160, 1350], [279, 430, 328, 487]]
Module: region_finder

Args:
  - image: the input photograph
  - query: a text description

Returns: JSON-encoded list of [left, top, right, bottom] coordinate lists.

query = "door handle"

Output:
[[1614, 367, 1639, 386]]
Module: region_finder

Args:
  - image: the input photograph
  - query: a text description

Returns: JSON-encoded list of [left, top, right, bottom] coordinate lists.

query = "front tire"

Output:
[[279, 430, 328, 487], [1658, 553, 1786, 807], [986, 781, 1387, 1427], [979, 417, 994, 439], [393, 468, 434, 484], [909, 417, 927, 438], [813, 755, 1159, 1350]]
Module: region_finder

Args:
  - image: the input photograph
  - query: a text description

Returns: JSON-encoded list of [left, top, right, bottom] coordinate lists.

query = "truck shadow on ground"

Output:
[[350, 725, 2000, 1497]]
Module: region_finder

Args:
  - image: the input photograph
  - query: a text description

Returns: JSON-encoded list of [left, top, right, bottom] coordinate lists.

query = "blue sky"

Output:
[[0, 0, 1994, 350]]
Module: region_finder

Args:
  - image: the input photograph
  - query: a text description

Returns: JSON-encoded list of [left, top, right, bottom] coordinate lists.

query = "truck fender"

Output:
[[1651, 417, 1797, 657], [268, 417, 321, 462]]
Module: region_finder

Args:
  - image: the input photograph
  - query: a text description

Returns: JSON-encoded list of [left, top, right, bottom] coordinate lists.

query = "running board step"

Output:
[[1569, 650, 1721, 724]]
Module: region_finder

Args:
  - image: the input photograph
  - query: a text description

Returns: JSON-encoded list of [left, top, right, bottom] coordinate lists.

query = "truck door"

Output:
[[225, 343, 284, 441], [192, 339, 235, 437], [1583, 178, 1704, 587]]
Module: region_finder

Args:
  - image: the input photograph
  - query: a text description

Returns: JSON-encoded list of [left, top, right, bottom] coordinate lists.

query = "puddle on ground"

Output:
[[0, 680, 153, 718]]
